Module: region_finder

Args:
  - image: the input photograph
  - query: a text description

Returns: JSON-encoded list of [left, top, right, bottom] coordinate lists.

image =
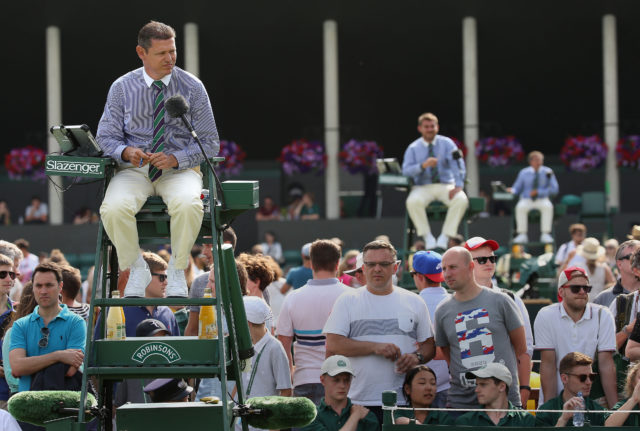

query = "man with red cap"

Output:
[[411, 250, 450, 407], [464, 237, 533, 403], [534, 267, 618, 407]]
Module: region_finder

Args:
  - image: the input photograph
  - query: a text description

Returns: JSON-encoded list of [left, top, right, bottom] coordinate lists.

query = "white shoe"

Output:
[[124, 257, 151, 298], [513, 233, 528, 244], [166, 265, 188, 297], [424, 233, 437, 250], [540, 233, 554, 244], [436, 233, 449, 250]]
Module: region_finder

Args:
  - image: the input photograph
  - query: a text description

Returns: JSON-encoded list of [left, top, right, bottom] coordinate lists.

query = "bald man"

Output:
[[434, 247, 527, 412]]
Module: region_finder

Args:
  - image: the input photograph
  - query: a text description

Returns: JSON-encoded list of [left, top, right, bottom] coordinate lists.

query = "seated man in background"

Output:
[[402, 112, 468, 250], [508, 151, 558, 244]]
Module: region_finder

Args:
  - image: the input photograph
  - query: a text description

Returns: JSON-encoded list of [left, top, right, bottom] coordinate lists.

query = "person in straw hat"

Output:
[[567, 237, 615, 300], [628, 225, 640, 241]]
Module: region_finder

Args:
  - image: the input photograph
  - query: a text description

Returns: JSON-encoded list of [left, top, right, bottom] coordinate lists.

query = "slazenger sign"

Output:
[[131, 342, 182, 364], [45, 159, 102, 175]]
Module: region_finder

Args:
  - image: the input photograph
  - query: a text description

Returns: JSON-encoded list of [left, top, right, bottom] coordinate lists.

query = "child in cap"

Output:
[[114, 319, 171, 408], [301, 355, 379, 431], [236, 297, 292, 431], [455, 363, 535, 426], [143, 378, 193, 403]]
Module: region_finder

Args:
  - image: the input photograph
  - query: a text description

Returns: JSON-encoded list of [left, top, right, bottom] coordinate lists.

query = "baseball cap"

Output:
[[412, 251, 444, 283], [135, 319, 170, 337], [344, 252, 364, 275], [301, 243, 312, 257], [243, 296, 273, 324], [558, 266, 590, 287], [321, 355, 355, 377], [464, 236, 499, 251], [465, 362, 512, 386], [143, 378, 193, 402]]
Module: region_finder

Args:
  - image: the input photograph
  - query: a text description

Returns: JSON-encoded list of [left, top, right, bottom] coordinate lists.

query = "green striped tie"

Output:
[[148, 80, 165, 182]]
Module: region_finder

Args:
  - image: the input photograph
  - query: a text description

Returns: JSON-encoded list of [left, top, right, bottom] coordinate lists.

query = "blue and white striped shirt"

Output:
[[402, 135, 466, 187], [97, 66, 219, 168]]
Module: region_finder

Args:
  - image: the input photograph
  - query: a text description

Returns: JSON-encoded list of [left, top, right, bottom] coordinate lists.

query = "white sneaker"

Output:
[[436, 233, 449, 250], [540, 233, 554, 244], [166, 265, 188, 297], [424, 233, 437, 250], [513, 233, 529, 244], [124, 259, 151, 298]]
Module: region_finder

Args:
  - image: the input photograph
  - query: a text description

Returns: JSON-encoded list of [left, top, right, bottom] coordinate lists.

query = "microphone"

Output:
[[8, 390, 96, 426], [165, 95, 198, 139], [238, 396, 317, 429], [165, 94, 228, 211]]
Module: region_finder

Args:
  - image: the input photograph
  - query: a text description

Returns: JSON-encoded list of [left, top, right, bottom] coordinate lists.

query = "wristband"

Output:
[[414, 351, 425, 363], [519, 385, 531, 391]]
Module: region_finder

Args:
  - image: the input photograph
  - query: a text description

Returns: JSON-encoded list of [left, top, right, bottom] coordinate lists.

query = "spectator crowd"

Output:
[[0, 226, 640, 430]]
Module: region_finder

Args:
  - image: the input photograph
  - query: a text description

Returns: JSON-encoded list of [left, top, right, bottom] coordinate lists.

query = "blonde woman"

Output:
[[604, 361, 640, 426]]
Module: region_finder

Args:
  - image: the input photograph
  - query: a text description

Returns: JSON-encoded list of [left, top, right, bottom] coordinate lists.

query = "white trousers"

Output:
[[515, 197, 553, 234], [405, 183, 469, 237], [100, 165, 204, 270]]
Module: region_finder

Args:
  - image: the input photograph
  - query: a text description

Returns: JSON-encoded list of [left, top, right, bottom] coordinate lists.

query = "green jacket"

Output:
[[535, 391, 605, 426], [300, 398, 379, 431], [455, 402, 535, 427], [394, 406, 454, 425], [605, 399, 640, 426]]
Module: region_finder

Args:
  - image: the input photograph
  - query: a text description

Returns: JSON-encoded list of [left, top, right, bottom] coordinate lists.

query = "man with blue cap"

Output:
[[411, 251, 450, 407]]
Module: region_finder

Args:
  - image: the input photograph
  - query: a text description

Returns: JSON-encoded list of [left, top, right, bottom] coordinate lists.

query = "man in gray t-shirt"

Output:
[[436, 247, 526, 410]]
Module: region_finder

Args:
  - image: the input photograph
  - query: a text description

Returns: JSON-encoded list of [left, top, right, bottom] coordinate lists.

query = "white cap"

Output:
[[243, 296, 273, 324], [344, 252, 364, 275], [465, 362, 512, 386], [321, 355, 355, 377]]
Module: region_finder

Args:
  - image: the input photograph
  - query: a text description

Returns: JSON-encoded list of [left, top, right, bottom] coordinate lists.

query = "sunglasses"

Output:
[[619, 254, 633, 261], [0, 271, 16, 280], [566, 373, 597, 383], [564, 284, 593, 294], [473, 255, 497, 265], [151, 273, 168, 282], [39, 327, 50, 348]]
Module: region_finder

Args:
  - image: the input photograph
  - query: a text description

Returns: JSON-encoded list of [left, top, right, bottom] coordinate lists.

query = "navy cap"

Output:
[[136, 319, 170, 337], [412, 251, 444, 283], [143, 378, 193, 402]]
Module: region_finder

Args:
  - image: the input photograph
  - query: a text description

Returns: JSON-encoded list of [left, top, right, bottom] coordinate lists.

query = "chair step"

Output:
[[87, 366, 224, 378]]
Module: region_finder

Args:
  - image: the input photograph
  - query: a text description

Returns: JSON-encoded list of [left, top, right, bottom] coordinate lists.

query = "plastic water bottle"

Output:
[[573, 391, 585, 427]]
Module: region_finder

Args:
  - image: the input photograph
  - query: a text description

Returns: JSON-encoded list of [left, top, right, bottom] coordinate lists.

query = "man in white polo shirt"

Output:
[[277, 239, 350, 405], [534, 266, 617, 407]]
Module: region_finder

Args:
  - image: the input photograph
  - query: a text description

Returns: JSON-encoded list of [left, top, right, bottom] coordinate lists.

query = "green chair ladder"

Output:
[[46, 156, 259, 430]]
